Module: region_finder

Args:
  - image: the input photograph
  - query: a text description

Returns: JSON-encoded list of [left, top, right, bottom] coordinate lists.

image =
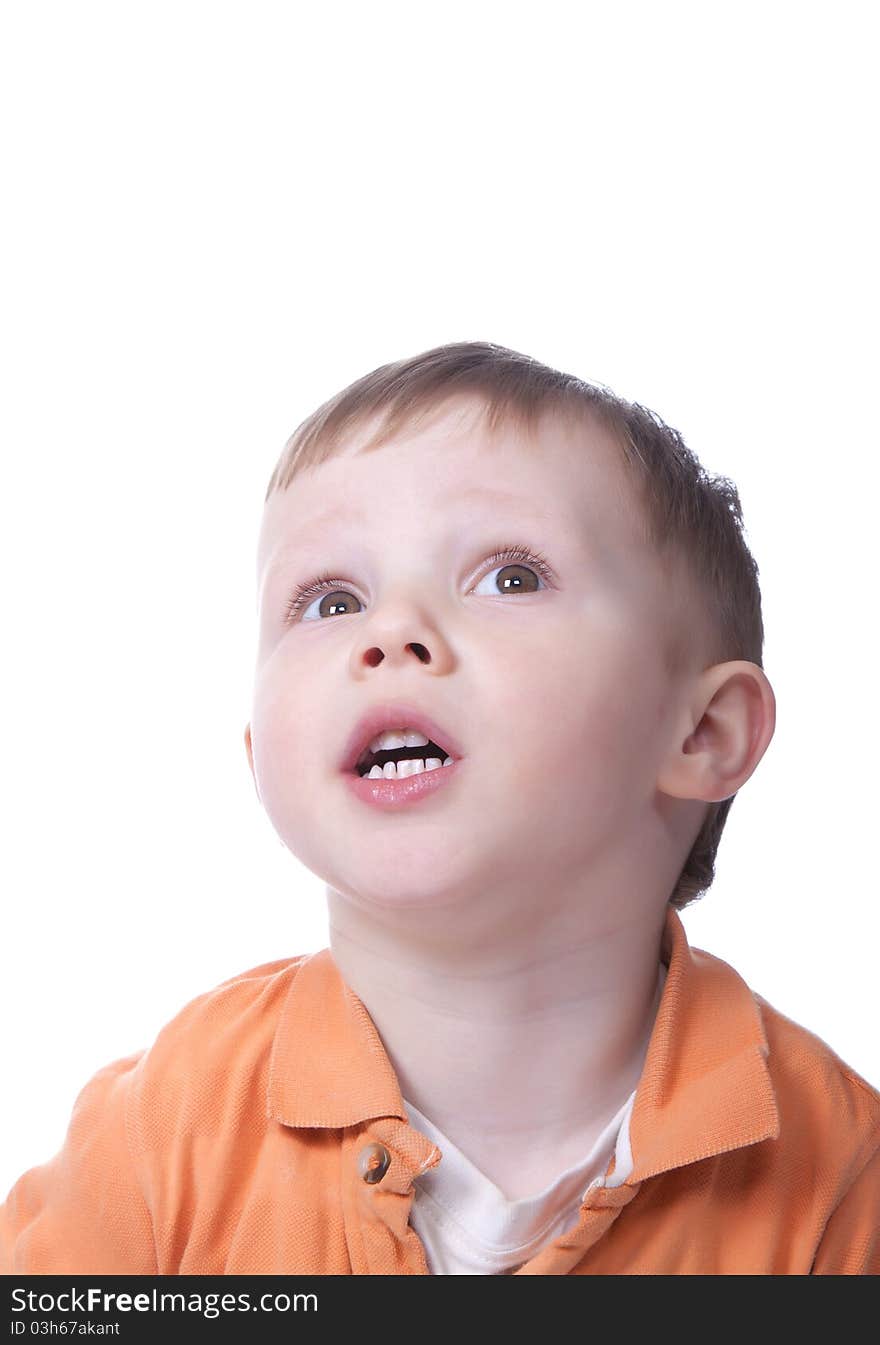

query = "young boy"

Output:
[[2, 341, 878, 1275]]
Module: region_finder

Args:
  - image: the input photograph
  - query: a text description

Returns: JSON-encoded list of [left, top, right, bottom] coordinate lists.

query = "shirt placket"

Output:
[[340, 1118, 441, 1275], [340, 1117, 644, 1276], [513, 1180, 643, 1274]]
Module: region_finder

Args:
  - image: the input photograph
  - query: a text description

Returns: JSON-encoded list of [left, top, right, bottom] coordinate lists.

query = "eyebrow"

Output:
[[264, 486, 547, 572]]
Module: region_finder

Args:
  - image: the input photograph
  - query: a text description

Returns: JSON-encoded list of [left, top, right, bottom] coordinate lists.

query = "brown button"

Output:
[[358, 1141, 392, 1184]]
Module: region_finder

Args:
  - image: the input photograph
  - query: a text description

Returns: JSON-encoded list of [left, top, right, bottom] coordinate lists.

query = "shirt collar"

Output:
[[627, 905, 780, 1180], [267, 905, 780, 1178]]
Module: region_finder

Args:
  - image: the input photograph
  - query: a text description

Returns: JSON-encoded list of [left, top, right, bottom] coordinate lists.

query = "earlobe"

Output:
[[244, 723, 259, 800], [658, 660, 776, 803]]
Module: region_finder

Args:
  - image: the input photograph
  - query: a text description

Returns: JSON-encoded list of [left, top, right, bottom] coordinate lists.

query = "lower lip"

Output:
[[342, 760, 462, 810]]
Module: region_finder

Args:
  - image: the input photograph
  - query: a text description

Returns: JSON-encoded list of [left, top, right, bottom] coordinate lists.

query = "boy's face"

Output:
[[247, 397, 701, 924]]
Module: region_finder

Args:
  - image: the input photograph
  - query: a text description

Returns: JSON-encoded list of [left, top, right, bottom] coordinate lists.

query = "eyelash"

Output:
[[283, 542, 556, 625]]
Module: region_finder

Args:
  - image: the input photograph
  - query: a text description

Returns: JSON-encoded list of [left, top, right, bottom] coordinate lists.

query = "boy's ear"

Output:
[[244, 723, 260, 801], [657, 660, 776, 804]]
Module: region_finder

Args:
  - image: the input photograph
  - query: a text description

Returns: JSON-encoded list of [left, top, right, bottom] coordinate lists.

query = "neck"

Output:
[[326, 881, 669, 1198]]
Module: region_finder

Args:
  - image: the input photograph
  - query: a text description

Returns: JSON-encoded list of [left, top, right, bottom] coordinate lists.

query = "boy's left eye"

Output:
[[472, 559, 545, 598], [284, 544, 555, 625]]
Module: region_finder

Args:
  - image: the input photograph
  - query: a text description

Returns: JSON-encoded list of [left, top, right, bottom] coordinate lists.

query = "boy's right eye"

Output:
[[285, 578, 363, 624]]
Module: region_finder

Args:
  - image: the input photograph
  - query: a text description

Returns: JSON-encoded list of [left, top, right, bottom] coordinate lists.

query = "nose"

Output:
[[348, 591, 455, 674]]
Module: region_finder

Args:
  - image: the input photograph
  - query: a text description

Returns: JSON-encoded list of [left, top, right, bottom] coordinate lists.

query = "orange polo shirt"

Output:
[[2, 905, 878, 1275]]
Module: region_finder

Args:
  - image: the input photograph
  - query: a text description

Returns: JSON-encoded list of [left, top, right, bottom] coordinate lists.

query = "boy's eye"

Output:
[[300, 589, 363, 622], [284, 544, 554, 625], [472, 561, 543, 599]]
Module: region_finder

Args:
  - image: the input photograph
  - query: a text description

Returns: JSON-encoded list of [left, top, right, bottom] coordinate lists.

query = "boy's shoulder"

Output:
[[755, 988, 880, 1105], [127, 952, 316, 1144], [152, 951, 310, 1047], [750, 986, 880, 1157]]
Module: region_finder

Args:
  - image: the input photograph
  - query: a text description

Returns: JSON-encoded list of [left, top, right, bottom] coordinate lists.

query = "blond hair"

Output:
[[265, 341, 766, 911]]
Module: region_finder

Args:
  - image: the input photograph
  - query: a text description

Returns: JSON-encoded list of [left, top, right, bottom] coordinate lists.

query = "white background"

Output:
[[1, 1, 877, 1200]]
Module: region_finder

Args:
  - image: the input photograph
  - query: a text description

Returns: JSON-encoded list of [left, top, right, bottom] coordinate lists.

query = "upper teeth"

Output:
[[366, 728, 431, 754]]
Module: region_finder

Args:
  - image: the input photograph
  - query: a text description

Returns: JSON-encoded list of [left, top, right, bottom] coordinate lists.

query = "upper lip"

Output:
[[339, 701, 465, 773]]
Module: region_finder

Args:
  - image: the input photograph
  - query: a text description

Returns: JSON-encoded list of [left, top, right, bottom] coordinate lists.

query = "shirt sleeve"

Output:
[[810, 1141, 880, 1275], [0, 1052, 157, 1274]]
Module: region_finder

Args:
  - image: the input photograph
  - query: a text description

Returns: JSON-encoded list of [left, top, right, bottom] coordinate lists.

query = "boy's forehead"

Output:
[[257, 402, 643, 576]]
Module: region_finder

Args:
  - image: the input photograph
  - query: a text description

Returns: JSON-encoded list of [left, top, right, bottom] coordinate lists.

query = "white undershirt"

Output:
[[405, 1089, 636, 1274], [403, 961, 666, 1275]]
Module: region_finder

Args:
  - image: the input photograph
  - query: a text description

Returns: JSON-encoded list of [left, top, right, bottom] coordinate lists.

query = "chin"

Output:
[[324, 843, 493, 918], [333, 868, 467, 914]]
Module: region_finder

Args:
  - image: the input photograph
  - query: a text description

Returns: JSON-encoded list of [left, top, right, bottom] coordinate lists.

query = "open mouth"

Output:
[[355, 739, 452, 779]]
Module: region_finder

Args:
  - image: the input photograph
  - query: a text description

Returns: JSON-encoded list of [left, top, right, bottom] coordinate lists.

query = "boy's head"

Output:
[[245, 341, 774, 925]]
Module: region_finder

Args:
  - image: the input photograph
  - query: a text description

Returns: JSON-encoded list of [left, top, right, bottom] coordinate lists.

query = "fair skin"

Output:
[[245, 395, 776, 1199]]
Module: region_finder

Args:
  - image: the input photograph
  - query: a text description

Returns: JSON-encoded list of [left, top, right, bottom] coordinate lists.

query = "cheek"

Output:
[[491, 620, 666, 793], [249, 666, 315, 807], [507, 623, 630, 726]]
